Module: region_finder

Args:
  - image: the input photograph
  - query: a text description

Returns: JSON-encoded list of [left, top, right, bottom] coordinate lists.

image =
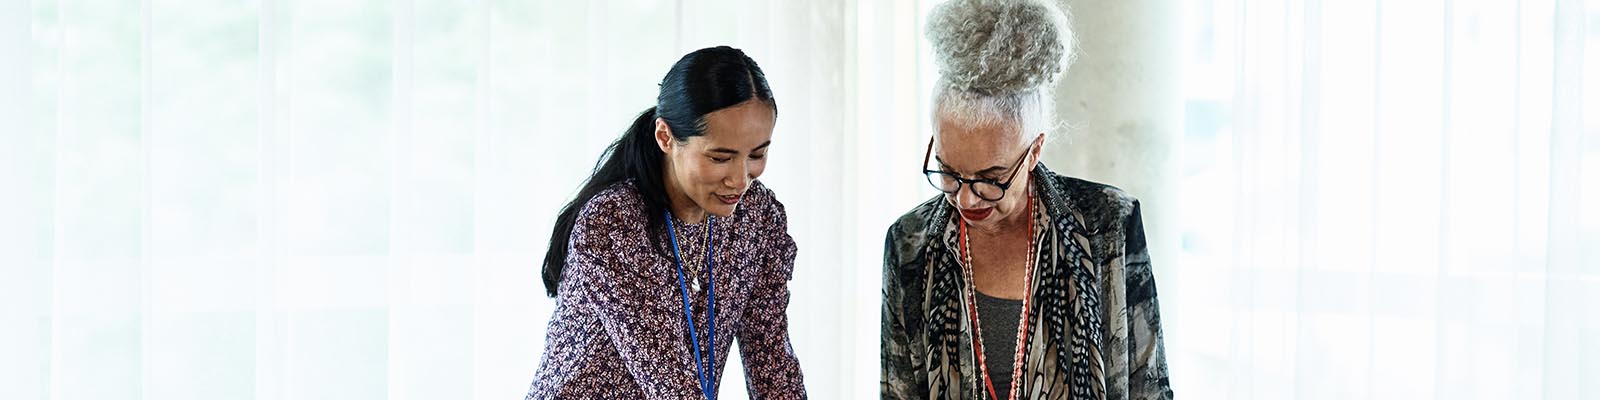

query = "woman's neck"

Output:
[[966, 188, 1033, 238], [663, 169, 707, 224], [968, 208, 1029, 238], [670, 200, 707, 224]]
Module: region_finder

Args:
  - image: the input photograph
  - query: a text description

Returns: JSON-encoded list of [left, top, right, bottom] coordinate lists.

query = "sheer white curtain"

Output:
[[1171, 0, 1599, 398], [16, 0, 1594, 399], [0, 0, 938, 399]]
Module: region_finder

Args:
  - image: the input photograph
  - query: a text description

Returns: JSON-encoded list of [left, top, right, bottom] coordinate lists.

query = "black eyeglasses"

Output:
[[921, 135, 1037, 202]]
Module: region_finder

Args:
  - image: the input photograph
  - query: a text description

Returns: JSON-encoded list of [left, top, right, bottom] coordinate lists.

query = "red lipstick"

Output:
[[958, 207, 994, 221]]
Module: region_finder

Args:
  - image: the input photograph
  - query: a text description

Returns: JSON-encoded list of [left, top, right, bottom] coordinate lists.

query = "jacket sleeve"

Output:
[[737, 197, 807, 399], [1123, 201, 1174, 400], [880, 223, 926, 399]]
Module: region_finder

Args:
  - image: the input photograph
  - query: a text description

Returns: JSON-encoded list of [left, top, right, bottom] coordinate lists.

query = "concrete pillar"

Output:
[[1047, 0, 1183, 282]]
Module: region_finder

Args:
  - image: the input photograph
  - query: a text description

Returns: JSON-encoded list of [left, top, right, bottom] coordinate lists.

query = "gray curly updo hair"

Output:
[[927, 0, 1074, 139]]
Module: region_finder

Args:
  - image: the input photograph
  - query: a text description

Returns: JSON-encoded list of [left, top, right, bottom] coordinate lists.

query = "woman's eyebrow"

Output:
[[709, 140, 773, 155], [934, 156, 1005, 176]]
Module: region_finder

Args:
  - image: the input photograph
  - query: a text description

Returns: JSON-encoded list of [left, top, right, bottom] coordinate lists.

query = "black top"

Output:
[[976, 289, 1023, 400]]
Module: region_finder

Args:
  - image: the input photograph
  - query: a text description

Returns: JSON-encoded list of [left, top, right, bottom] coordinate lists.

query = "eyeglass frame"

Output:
[[921, 134, 1041, 202]]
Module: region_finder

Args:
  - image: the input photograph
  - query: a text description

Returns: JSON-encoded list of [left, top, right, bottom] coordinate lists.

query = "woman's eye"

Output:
[[710, 157, 732, 163], [750, 153, 766, 160]]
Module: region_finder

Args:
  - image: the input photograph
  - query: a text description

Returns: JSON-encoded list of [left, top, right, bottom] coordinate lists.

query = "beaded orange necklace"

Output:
[[956, 184, 1037, 400]]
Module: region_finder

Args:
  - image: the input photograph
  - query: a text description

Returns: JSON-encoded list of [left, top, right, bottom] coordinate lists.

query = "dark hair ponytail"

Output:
[[543, 46, 776, 297]]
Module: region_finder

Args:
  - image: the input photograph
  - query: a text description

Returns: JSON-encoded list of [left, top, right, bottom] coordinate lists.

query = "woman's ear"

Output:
[[654, 118, 674, 154], [1029, 133, 1045, 164]]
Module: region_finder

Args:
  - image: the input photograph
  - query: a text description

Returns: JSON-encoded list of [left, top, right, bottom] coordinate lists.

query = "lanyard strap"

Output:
[[666, 211, 717, 400]]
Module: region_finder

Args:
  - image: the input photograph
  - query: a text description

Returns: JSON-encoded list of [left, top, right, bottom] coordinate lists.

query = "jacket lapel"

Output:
[[1030, 164, 1107, 400]]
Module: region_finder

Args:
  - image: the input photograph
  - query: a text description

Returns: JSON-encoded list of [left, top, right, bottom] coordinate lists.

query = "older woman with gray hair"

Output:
[[880, 0, 1172, 399]]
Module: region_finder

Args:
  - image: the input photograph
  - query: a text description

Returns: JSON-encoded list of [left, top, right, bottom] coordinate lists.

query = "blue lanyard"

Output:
[[665, 211, 717, 400]]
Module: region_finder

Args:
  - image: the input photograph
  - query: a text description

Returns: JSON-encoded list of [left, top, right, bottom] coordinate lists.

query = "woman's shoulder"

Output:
[[735, 180, 787, 222], [887, 195, 946, 240], [576, 180, 650, 228], [1039, 169, 1140, 228], [743, 179, 779, 205], [882, 195, 947, 267]]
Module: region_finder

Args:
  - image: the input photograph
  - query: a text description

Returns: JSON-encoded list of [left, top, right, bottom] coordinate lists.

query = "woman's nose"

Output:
[[725, 163, 750, 191], [952, 186, 984, 209]]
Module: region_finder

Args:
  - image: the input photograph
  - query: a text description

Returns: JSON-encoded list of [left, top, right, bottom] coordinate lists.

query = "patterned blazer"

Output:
[[881, 164, 1173, 400]]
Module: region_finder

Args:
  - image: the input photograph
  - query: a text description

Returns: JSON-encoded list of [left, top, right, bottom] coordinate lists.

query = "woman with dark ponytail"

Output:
[[527, 46, 806, 399]]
